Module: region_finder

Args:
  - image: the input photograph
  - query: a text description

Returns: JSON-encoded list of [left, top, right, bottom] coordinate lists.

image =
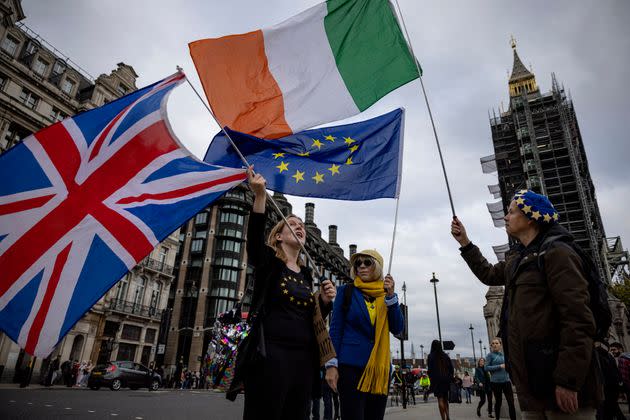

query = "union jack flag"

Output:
[[0, 72, 247, 357]]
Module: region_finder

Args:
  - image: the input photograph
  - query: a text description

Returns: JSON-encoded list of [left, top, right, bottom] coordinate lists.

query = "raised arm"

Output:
[[451, 217, 506, 286], [246, 167, 268, 269]]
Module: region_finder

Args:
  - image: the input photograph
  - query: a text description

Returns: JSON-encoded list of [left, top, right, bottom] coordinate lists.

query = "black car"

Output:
[[88, 361, 161, 391]]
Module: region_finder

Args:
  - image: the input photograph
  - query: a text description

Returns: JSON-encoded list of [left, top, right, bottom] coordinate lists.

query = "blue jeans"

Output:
[[464, 387, 472, 402]]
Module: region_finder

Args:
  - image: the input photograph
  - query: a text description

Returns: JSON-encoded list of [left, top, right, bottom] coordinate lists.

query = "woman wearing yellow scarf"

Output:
[[325, 249, 404, 420]]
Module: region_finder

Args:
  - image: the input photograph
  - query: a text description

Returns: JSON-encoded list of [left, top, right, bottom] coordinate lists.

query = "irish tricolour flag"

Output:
[[190, 0, 420, 139]]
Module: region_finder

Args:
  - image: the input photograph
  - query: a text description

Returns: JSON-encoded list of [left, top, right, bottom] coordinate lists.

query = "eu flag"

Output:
[[204, 108, 404, 201]]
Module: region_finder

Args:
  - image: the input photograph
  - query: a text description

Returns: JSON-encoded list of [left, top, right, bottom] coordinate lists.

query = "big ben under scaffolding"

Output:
[[481, 38, 630, 347]]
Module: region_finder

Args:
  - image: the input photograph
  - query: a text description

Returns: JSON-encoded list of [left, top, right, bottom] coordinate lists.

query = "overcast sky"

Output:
[[23, 0, 630, 360]]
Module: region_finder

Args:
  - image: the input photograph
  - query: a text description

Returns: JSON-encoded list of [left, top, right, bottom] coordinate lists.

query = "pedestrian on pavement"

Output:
[[463, 371, 474, 404], [45, 354, 61, 387], [420, 373, 431, 403], [485, 339, 517, 420], [452, 374, 463, 404], [428, 340, 454, 420], [452, 189, 604, 419], [325, 247, 404, 420], [228, 169, 337, 420], [61, 359, 73, 387], [610, 342, 630, 407], [474, 357, 493, 418]]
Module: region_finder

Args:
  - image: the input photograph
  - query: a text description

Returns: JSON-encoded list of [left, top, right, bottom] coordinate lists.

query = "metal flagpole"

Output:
[[387, 196, 401, 275], [392, 1, 457, 218], [179, 67, 324, 279]]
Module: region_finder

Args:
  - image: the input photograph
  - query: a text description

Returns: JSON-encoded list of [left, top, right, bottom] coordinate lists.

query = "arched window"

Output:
[[69, 335, 84, 361]]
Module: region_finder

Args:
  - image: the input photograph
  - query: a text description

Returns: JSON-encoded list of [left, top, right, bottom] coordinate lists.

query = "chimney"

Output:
[[328, 225, 338, 245], [349, 244, 357, 257], [305, 202, 315, 225]]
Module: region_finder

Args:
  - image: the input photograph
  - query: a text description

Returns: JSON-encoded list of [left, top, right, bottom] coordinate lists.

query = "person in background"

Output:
[[428, 340, 454, 420], [486, 339, 517, 420], [420, 373, 431, 403], [463, 371, 474, 404], [475, 357, 493, 418]]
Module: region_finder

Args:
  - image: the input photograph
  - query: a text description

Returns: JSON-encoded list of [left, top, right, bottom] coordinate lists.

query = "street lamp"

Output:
[[420, 344, 424, 361], [483, 346, 487, 354], [430, 273, 442, 344], [478, 339, 483, 359], [469, 324, 476, 364], [400, 281, 407, 409]]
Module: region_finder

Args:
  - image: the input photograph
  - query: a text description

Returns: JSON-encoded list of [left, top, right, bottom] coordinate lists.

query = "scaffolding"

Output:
[[602, 236, 630, 283]]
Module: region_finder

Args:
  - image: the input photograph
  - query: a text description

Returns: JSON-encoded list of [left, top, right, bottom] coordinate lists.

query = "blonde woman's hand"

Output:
[[320, 279, 336, 304], [247, 166, 266, 197], [384, 274, 395, 297]]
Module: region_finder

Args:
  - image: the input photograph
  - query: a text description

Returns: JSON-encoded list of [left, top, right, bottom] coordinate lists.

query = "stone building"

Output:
[[0, 0, 177, 383], [162, 186, 352, 374], [480, 39, 630, 347]]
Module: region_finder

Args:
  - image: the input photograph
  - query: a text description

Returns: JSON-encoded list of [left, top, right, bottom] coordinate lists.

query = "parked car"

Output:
[[88, 361, 161, 391]]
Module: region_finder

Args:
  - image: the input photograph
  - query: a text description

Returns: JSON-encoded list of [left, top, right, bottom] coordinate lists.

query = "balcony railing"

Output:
[[138, 257, 174, 276], [107, 299, 162, 319]]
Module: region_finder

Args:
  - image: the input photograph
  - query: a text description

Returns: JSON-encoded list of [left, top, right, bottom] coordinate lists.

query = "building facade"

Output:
[[480, 39, 630, 347], [0, 0, 178, 383], [163, 186, 352, 374]]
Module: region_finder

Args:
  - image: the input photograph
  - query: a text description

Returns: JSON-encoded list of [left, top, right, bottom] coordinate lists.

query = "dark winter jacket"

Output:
[[459, 224, 604, 411]]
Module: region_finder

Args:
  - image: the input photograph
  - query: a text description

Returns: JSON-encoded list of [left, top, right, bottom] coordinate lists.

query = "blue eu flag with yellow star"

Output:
[[204, 108, 404, 201]]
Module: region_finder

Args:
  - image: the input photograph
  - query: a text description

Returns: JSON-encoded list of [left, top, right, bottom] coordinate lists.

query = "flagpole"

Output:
[[387, 196, 401, 275], [392, 1, 457, 218], [179, 68, 324, 279]]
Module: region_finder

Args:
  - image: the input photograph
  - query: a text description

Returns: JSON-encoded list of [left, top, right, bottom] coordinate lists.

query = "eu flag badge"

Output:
[[204, 108, 404, 201]]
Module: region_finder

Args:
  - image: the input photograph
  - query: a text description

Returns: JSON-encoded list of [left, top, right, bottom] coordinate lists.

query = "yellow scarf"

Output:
[[353, 276, 390, 395]]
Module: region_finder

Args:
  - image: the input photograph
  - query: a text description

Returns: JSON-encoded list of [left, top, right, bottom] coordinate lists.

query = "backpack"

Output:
[[537, 238, 612, 342]]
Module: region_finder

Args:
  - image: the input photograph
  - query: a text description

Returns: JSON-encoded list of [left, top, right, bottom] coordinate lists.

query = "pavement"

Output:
[[0, 383, 522, 419]]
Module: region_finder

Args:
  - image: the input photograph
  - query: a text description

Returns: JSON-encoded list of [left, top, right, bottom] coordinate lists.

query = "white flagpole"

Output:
[[387, 196, 401, 275], [179, 67, 324, 279], [392, 1, 457, 218]]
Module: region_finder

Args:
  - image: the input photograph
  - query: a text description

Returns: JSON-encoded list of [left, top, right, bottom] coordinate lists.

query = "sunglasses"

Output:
[[354, 258, 374, 268]]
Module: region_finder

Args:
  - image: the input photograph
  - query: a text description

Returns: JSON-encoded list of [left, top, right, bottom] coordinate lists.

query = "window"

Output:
[[61, 78, 75, 95], [215, 268, 239, 283], [52, 61, 66, 76], [0, 73, 7, 89], [117, 83, 129, 96], [131, 276, 146, 307], [33, 57, 49, 76], [218, 226, 242, 238], [49, 107, 66, 122], [207, 298, 234, 320], [19, 88, 39, 109], [158, 246, 168, 264], [144, 328, 157, 343], [191, 239, 204, 253], [225, 190, 245, 200], [217, 239, 241, 253], [194, 230, 207, 239], [214, 256, 240, 268], [116, 275, 129, 302], [1, 34, 19, 56], [195, 212, 208, 225], [219, 211, 244, 225], [24, 41, 38, 56], [116, 343, 137, 361], [210, 286, 236, 298], [121, 324, 142, 341]]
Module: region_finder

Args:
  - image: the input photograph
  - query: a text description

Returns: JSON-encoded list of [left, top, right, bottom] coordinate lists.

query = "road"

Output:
[[0, 385, 522, 419]]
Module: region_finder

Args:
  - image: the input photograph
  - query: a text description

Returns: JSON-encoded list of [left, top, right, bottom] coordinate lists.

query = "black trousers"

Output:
[[477, 385, 493, 414], [243, 341, 315, 420], [491, 381, 516, 420], [338, 364, 387, 420]]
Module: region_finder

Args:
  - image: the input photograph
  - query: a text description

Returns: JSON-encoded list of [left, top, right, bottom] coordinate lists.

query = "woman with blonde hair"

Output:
[[229, 169, 337, 420], [325, 249, 404, 420]]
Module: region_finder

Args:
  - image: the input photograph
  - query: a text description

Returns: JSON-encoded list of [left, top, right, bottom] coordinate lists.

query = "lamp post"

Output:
[[469, 324, 476, 364], [400, 281, 407, 409], [430, 273, 442, 344], [479, 339, 483, 359], [483, 346, 487, 354], [420, 344, 424, 362]]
